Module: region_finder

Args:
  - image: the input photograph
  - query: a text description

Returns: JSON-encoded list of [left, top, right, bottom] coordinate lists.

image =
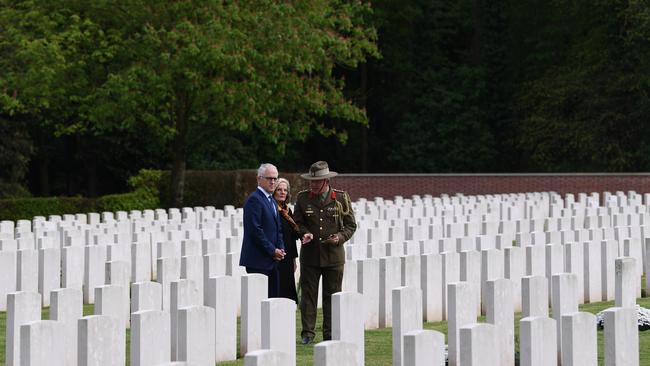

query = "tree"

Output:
[[1, 1, 378, 204], [364, 0, 498, 172], [514, 0, 650, 171]]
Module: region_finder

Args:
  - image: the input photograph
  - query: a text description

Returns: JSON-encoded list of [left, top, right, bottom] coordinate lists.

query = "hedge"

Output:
[[0, 168, 310, 221]]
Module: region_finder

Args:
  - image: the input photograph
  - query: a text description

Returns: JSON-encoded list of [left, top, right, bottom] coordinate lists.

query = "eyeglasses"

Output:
[[260, 176, 278, 182]]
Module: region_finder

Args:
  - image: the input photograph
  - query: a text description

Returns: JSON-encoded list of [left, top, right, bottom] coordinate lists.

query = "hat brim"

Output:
[[300, 172, 338, 180]]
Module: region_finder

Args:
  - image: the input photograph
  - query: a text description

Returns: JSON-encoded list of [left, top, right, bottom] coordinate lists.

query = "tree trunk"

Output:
[[360, 63, 369, 172], [36, 130, 50, 196], [170, 103, 190, 208], [86, 142, 98, 197], [170, 138, 186, 208]]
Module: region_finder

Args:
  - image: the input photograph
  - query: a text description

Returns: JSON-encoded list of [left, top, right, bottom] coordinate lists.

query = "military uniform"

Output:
[[294, 187, 356, 341]]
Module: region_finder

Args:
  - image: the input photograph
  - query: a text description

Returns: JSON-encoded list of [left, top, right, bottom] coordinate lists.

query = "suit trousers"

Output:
[[299, 263, 344, 340], [246, 266, 280, 298]]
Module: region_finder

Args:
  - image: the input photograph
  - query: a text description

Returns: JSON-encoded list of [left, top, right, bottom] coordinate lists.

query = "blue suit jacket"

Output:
[[239, 188, 284, 271]]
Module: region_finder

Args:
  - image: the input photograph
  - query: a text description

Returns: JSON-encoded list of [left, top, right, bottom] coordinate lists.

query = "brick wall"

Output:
[[330, 174, 650, 201]]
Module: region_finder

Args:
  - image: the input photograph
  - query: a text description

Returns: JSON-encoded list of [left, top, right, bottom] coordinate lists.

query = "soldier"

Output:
[[294, 161, 357, 344]]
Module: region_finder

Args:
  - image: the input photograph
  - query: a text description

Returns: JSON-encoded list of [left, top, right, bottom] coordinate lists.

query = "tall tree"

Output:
[[514, 0, 650, 171], [0, 1, 378, 205]]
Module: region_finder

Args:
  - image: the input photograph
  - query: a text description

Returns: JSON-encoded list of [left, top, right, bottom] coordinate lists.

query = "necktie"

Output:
[[268, 196, 277, 216]]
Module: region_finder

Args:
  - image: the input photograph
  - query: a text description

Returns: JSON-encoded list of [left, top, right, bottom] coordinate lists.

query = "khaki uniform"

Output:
[[294, 188, 356, 340]]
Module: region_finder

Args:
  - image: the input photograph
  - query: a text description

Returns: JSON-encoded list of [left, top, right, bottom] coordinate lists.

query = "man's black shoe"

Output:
[[301, 336, 313, 345]]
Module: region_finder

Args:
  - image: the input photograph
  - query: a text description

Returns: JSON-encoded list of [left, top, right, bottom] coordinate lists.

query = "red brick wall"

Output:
[[330, 174, 650, 201]]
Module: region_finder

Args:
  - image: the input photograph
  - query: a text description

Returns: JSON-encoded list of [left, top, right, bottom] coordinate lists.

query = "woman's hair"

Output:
[[273, 178, 291, 202]]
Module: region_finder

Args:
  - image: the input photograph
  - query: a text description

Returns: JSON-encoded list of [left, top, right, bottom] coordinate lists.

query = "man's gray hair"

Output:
[[257, 163, 277, 177]]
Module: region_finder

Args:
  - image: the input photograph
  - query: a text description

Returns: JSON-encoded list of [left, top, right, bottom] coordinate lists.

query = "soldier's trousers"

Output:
[[299, 263, 344, 340]]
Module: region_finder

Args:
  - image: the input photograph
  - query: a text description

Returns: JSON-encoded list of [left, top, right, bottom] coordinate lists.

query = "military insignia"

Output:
[[305, 205, 314, 215]]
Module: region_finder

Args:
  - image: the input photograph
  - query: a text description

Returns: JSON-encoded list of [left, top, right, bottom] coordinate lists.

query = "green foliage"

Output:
[[0, 118, 34, 197], [0, 196, 92, 221], [511, 0, 650, 172], [127, 169, 162, 194], [0, 0, 379, 204], [367, 0, 499, 172], [0, 169, 161, 220], [95, 190, 159, 213]]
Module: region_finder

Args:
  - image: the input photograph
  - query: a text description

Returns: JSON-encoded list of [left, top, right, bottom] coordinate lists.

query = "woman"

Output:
[[273, 177, 300, 302]]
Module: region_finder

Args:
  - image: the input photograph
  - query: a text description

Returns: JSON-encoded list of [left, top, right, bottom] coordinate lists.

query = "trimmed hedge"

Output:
[[0, 196, 95, 221], [0, 169, 161, 222], [0, 190, 161, 221], [0, 168, 310, 221]]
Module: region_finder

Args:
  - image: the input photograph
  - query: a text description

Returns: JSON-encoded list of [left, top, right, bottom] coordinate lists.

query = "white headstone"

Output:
[[19, 320, 65, 366], [243, 350, 291, 366], [181, 255, 204, 305], [241, 274, 268, 355], [403, 329, 445, 366], [560, 312, 597, 366], [157, 257, 181, 312], [50, 288, 83, 366], [525, 245, 545, 277], [6, 292, 41, 366], [130, 310, 171, 366], [459, 323, 500, 366], [460, 250, 481, 315], [176, 306, 216, 366], [78, 315, 125, 366], [16, 249, 38, 293], [332, 292, 364, 366], [551, 273, 579, 363], [392, 286, 422, 366], [379, 256, 401, 327], [205, 276, 237, 362], [342, 259, 358, 293], [603, 307, 639, 366], [94, 285, 128, 329], [522, 276, 548, 318], [485, 279, 514, 366], [0, 251, 18, 311], [441, 252, 460, 320], [504, 246, 524, 312], [420, 253, 443, 322], [131, 281, 163, 313], [564, 242, 585, 304], [615, 257, 637, 308], [313, 341, 358, 366], [601, 240, 618, 301], [357, 258, 379, 329], [261, 298, 297, 366], [84, 245, 107, 304], [131, 242, 152, 283], [583, 241, 602, 303], [38, 247, 60, 306], [520, 316, 557, 366], [448, 282, 476, 366], [170, 279, 201, 360]]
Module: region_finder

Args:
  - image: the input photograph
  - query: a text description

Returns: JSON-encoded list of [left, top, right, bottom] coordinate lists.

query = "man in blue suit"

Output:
[[239, 163, 286, 297]]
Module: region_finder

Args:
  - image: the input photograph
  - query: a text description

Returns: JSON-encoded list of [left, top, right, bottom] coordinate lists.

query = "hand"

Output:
[[302, 233, 313, 245], [322, 234, 340, 246], [273, 248, 286, 261]]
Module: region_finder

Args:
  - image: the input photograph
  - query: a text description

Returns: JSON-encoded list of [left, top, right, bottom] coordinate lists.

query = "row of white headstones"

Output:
[[0, 190, 646, 365]]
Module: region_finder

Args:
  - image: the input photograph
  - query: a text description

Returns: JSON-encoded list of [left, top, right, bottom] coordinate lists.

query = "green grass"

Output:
[[1, 299, 649, 365]]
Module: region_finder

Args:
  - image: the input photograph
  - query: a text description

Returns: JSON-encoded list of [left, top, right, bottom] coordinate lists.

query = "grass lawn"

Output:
[[0, 298, 648, 365]]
